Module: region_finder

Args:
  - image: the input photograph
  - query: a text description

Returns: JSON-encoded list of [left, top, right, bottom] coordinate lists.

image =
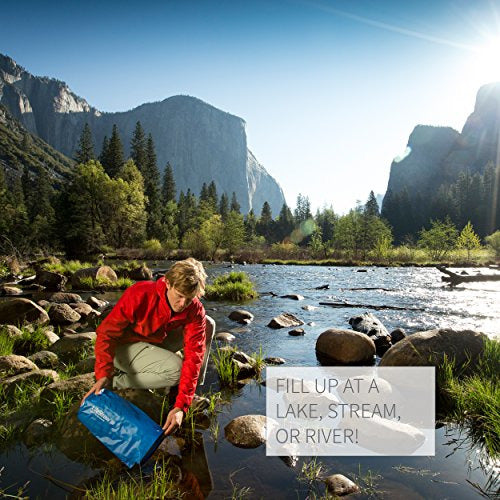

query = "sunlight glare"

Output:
[[469, 35, 500, 84]]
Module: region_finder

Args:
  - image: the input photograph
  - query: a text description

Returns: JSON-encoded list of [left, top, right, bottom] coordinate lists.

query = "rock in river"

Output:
[[228, 310, 254, 324], [324, 474, 360, 496], [267, 313, 304, 329], [316, 329, 376, 365], [225, 414, 269, 448]]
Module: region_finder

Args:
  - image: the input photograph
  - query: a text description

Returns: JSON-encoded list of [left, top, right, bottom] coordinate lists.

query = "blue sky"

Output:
[[2, 0, 500, 213]]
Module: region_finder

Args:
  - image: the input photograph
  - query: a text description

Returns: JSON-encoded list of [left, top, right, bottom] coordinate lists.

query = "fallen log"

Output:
[[436, 266, 500, 286], [319, 301, 424, 311]]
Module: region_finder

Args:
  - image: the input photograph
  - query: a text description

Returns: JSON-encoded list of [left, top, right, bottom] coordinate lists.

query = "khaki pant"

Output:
[[112, 316, 214, 390]]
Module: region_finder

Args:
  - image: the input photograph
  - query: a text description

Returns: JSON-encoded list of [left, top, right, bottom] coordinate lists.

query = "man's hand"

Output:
[[162, 407, 184, 435], [81, 376, 112, 405]]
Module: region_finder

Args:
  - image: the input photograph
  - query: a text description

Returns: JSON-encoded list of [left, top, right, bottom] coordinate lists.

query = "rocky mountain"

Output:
[[383, 82, 500, 207], [0, 53, 285, 214], [0, 105, 73, 185]]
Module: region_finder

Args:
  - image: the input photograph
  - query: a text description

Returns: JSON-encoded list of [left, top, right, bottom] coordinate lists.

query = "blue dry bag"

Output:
[[78, 389, 165, 468]]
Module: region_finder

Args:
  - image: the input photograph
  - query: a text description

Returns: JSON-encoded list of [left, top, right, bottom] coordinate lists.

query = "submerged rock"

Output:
[[280, 294, 304, 300], [24, 418, 54, 447], [267, 313, 304, 329], [316, 329, 376, 365], [288, 328, 305, 336], [301, 305, 318, 311], [215, 332, 236, 342], [224, 414, 269, 448], [324, 474, 360, 496], [0, 298, 50, 325], [228, 310, 254, 324]]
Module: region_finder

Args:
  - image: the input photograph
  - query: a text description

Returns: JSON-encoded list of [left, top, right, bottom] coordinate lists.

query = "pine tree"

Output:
[[457, 221, 481, 261], [144, 134, 163, 238], [294, 193, 312, 223], [200, 183, 209, 202], [105, 125, 125, 178], [219, 193, 229, 220], [230, 192, 241, 213], [207, 181, 218, 211], [99, 136, 109, 167], [244, 209, 257, 242], [276, 203, 294, 241], [75, 123, 95, 164], [130, 121, 147, 173], [364, 191, 380, 217], [162, 162, 176, 203], [21, 166, 34, 221], [30, 166, 56, 247], [256, 201, 275, 242]]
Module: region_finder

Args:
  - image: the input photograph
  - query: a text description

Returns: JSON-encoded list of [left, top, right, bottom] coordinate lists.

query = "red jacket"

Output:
[[94, 277, 206, 412]]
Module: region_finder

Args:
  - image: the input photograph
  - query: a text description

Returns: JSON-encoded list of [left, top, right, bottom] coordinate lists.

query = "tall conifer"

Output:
[[75, 123, 95, 164], [230, 192, 241, 213], [105, 125, 125, 178], [162, 162, 176, 203], [130, 121, 147, 172], [144, 134, 162, 237]]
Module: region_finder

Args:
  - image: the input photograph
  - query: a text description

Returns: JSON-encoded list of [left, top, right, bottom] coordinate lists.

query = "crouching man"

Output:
[[82, 258, 207, 436]]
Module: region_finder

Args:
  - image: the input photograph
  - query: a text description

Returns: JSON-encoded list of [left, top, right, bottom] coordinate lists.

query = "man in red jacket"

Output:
[[82, 258, 207, 435]]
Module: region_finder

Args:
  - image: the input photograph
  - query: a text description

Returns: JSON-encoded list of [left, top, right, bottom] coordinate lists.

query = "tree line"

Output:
[[0, 121, 498, 261]]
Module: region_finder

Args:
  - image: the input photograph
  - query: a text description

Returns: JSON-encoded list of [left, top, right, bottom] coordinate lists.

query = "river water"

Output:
[[1, 263, 499, 498]]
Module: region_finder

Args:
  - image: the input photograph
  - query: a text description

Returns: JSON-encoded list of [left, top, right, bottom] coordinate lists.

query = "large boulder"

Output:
[[224, 414, 269, 448], [0, 298, 50, 326], [380, 328, 487, 370], [126, 265, 153, 281], [316, 329, 376, 365], [267, 313, 304, 329], [324, 474, 360, 496], [70, 303, 100, 321], [71, 266, 117, 288], [0, 354, 38, 375], [48, 303, 81, 325], [35, 270, 67, 291], [48, 332, 96, 362]]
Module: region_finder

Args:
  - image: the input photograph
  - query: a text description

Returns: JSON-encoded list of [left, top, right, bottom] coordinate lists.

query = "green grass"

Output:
[[438, 338, 500, 459], [84, 458, 183, 499], [213, 346, 239, 386], [111, 260, 142, 273], [249, 346, 266, 375], [50, 392, 76, 429], [42, 259, 93, 275], [77, 276, 133, 290], [12, 326, 51, 357], [205, 271, 258, 302], [0, 330, 15, 356]]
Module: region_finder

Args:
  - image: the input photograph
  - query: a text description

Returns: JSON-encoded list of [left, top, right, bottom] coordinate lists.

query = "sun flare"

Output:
[[470, 35, 500, 84]]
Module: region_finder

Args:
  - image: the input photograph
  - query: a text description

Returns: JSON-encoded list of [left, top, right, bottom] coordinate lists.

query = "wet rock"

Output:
[[42, 330, 60, 345], [228, 310, 254, 324], [70, 303, 100, 321], [0, 324, 23, 338], [307, 322, 316, 327], [33, 292, 83, 304], [37, 300, 50, 309], [232, 351, 255, 365], [24, 418, 53, 447], [0, 298, 50, 326], [62, 328, 78, 336], [40, 373, 95, 404], [224, 414, 269, 448], [349, 312, 392, 357], [0, 286, 23, 296], [279, 455, 298, 467], [28, 350, 59, 369], [380, 329, 487, 371], [288, 328, 305, 336], [280, 294, 304, 300], [71, 266, 118, 288], [316, 329, 376, 365], [86, 296, 108, 309], [232, 359, 257, 379], [191, 394, 210, 412], [75, 356, 96, 374], [0, 354, 38, 374], [48, 303, 81, 325], [48, 332, 96, 363], [267, 313, 304, 329], [324, 474, 360, 496], [301, 305, 318, 311], [2, 369, 59, 396], [36, 270, 67, 291], [264, 357, 285, 365], [315, 284, 330, 290], [126, 265, 153, 281], [215, 332, 236, 342], [390, 328, 406, 344]]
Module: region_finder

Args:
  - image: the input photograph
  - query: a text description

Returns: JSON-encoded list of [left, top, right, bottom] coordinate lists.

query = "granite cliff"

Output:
[[0, 53, 285, 214], [384, 83, 500, 208]]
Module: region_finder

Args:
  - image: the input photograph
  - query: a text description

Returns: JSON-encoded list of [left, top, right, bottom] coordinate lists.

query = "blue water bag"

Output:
[[78, 389, 165, 468]]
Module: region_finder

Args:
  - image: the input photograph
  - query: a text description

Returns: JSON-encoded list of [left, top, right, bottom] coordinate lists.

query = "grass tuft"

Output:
[[77, 276, 133, 290], [205, 271, 258, 302]]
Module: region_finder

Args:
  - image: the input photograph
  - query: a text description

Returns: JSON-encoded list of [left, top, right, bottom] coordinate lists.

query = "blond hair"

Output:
[[165, 258, 207, 298]]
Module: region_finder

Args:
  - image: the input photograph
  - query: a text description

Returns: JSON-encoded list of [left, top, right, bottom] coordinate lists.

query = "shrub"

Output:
[[205, 271, 258, 302], [485, 230, 500, 258]]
